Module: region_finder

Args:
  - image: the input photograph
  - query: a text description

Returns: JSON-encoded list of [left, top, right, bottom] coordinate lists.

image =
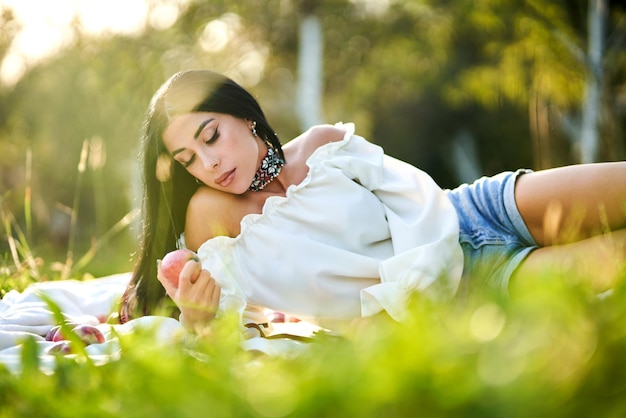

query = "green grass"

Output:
[[1, 267, 626, 418], [1, 141, 137, 294]]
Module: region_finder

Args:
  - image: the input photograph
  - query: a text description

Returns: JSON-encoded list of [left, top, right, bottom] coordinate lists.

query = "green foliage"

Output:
[[0, 148, 137, 285], [1, 268, 626, 417]]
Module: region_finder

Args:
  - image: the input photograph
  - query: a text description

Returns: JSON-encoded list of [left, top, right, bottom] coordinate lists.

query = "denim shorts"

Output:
[[445, 169, 539, 298]]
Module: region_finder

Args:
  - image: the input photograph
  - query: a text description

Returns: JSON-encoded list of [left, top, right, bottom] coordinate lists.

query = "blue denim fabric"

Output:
[[445, 169, 538, 297]]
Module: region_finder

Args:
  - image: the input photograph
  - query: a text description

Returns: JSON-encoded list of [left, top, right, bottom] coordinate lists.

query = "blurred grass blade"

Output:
[[62, 139, 90, 279], [1, 201, 39, 279], [24, 148, 33, 243], [19, 335, 40, 374], [73, 208, 139, 272]]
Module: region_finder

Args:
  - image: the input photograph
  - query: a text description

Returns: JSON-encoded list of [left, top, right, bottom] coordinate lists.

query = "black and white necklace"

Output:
[[248, 146, 285, 191]]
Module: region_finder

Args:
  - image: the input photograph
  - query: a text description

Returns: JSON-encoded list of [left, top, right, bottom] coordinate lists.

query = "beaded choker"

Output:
[[249, 146, 285, 191]]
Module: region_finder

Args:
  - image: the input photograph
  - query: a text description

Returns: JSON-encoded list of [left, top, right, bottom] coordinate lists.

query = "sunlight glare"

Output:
[[200, 19, 231, 52], [1, 0, 75, 61], [149, 3, 181, 30], [77, 0, 148, 36], [199, 14, 242, 52], [0, 0, 183, 87], [0, 54, 26, 87]]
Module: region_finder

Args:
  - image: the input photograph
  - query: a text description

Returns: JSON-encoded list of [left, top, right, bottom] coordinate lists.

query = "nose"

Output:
[[198, 150, 220, 170]]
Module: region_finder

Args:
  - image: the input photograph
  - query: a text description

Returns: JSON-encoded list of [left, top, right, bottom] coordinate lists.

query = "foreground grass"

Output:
[[2, 268, 626, 418]]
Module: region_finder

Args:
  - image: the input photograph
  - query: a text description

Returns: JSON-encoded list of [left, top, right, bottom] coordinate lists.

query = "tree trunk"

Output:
[[580, 0, 606, 163], [296, 13, 324, 131], [450, 129, 482, 184]]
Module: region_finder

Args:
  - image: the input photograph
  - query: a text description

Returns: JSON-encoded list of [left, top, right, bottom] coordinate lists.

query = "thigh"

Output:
[[514, 162, 626, 246], [511, 228, 626, 294]]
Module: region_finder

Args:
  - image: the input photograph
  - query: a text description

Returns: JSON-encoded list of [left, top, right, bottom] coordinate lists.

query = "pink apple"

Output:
[[45, 325, 62, 341], [267, 311, 302, 323], [48, 341, 72, 355], [49, 322, 82, 342], [49, 325, 68, 342], [161, 249, 199, 288], [72, 324, 105, 345], [268, 311, 286, 323]]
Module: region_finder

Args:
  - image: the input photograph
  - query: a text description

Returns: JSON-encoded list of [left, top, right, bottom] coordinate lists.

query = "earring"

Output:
[[251, 121, 258, 137], [195, 178, 204, 185]]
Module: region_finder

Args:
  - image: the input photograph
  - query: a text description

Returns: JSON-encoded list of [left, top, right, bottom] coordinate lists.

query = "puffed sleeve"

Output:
[[331, 123, 464, 322]]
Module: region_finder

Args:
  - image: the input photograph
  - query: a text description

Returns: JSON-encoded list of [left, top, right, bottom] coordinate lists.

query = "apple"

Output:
[[48, 341, 72, 355], [267, 311, 302, 323], [268, 311, 286, 323], [50, 325, 68, 342], [161, 249, 199, 288], [45, 325, 63, 341], [47, 322, 81, 342], [45, 324, 105, 346], [72, 324, 105, 345]]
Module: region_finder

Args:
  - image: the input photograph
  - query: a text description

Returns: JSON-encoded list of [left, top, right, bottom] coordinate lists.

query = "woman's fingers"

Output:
[[180, 258, 202, 285], [156, 259, 177, 298], [177, 261, 221, 312], [209, 277, 221, 307], [157, 257, 221, 332], [179, 268, 222, 329]]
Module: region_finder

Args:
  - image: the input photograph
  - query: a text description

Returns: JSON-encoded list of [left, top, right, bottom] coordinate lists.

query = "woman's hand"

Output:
[[157, 257, 221, 333]]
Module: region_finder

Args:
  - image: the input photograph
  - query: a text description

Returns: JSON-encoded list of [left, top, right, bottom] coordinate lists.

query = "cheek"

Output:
[[241, 143, 262, 173]]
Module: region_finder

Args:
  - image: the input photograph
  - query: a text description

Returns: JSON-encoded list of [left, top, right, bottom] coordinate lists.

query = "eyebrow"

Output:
[[171, 118, 214, 157], [194, 118, 214, 139]]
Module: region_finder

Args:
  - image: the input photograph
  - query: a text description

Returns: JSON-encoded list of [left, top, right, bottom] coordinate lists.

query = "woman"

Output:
[[120, 70, 626, 335]]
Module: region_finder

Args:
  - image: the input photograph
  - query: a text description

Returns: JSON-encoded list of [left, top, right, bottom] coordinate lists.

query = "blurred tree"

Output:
[[438, 0, 626, 167], [319, 0, 625, 183], [0, 6, 21, 193]]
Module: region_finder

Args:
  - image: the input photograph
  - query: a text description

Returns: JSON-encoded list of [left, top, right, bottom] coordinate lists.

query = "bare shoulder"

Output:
[[184, 187, 245, 251], [304, 124, 347, 147], [283, 124, 347, 159]]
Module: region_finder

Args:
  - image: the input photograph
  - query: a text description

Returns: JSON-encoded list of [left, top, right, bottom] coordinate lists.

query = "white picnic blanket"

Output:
[[0, 273, 312, 373]]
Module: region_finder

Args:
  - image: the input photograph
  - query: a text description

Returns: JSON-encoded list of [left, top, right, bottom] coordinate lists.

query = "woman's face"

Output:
[[162, 112, 264, 194]]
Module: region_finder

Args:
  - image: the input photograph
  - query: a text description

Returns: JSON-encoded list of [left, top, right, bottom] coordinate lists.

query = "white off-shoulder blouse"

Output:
[[196, 122, 463, 330]]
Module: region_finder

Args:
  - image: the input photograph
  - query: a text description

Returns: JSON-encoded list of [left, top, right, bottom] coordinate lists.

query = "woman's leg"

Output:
[[511, 162, 626, 291], [511, 228, 626, 293], [514, 162, 626, 246]]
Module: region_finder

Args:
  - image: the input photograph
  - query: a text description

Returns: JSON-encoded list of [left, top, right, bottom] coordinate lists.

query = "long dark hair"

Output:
[[120, 70, 282, 321]]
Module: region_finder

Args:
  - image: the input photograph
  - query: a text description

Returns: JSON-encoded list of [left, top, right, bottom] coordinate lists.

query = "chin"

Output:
[[227, 183, 250, 195]]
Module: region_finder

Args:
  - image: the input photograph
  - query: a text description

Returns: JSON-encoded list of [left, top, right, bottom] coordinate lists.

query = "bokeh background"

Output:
[[1, 0, 625, 279]]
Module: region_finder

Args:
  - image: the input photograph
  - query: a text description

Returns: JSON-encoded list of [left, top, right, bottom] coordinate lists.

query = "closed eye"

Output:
[[171, 148, 195, 168], [179, 128, 218, 168], [182, 155, 195, 168], [205, 127, 220, 144], [175, 121, 218, 168]]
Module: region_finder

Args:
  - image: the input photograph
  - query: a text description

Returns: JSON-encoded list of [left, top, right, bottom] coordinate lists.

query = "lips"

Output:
[[214, 168, 236, 187]]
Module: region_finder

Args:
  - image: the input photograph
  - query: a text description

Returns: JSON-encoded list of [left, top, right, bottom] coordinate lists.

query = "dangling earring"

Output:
[[251, 121, 258, 137], [195, 178, 204, 185]]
